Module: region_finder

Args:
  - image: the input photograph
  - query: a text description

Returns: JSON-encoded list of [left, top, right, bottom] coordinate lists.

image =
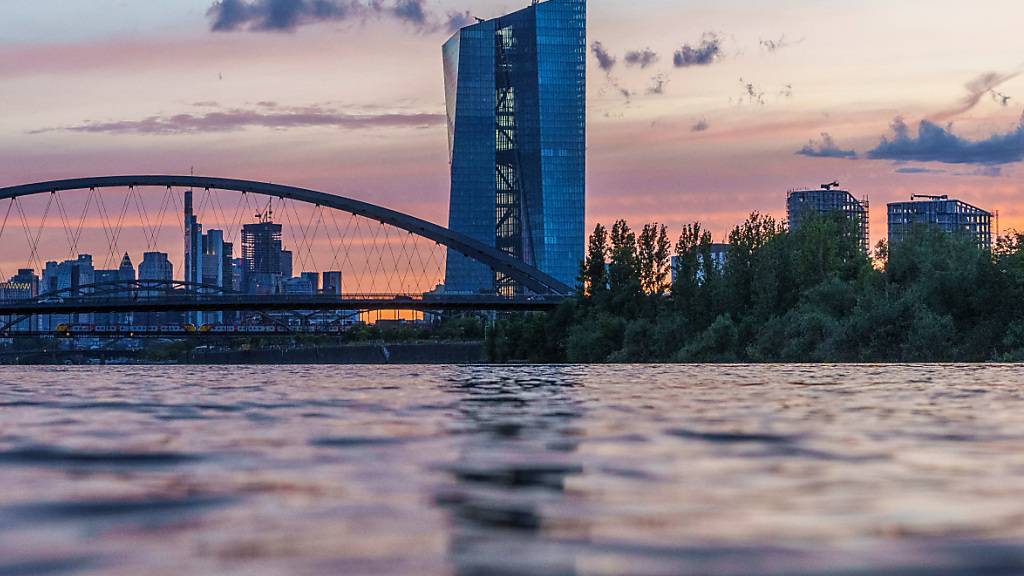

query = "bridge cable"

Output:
[[104, 186, 135, 269], [319, 205, 342, 273], [290, 198, 321, 274], [68, 188, 97, 260], [14, 195, 53, 273], [301, 205, 325, 275], [52, 192, 77, 260], [149, 186, 177, 252], [329, 210, 359, 288], [224, 189, 252, 247], [91, 187, 116, 268], [397, 231, 415, 294], [0, 199, 14, 281], [382, 222, 404, 293], [130, 185, 156, 251]]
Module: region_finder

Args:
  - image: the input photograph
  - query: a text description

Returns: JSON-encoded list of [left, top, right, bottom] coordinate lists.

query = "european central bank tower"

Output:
[[443, 0, 586, 295]]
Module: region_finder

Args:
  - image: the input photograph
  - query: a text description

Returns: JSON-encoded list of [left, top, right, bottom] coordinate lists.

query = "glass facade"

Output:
[[443, 0, 586, 295]]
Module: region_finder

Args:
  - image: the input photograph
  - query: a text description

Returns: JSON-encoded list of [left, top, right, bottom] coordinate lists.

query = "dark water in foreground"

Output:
[[2, 365, 1024, 575]]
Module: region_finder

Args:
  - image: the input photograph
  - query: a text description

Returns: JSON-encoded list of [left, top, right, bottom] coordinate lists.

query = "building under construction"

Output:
[[786, 182, 870, 253], [887, 195, 993, 250]]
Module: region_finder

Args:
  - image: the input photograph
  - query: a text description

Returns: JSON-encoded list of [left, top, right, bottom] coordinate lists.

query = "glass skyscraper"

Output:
[[443, 0, 586, 295]]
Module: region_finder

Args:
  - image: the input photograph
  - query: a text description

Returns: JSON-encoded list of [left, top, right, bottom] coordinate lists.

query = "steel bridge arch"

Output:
[[0, 176, 573, 295]]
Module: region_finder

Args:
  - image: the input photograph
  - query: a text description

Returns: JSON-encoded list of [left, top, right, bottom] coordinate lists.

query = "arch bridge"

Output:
[[0, 176, 571, 335]]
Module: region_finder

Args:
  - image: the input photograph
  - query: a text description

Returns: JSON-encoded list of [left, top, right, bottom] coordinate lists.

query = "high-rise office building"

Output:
[[138, 252, 175, 325], [139, 252, 173, 283], [787, 184, 870, 253], [222, 242, 235, 291], [888, 195, 993, 250], [301, 272, 320, 293], [323, 271, 343, 296], [280, 250, 293, 280], [202, 230, 226, 324], [283, 276, 314, 295], [184, 190, 203, 291], [242, 219, 284, 294], [443, 0, 586, 295], [0, 273, 35, 331], [118, 253, 135, 282], [39, 255, 95, 329], [9, 269, 39, 297]]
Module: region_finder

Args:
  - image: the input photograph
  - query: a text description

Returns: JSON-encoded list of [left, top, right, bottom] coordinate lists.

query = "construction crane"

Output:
[[821, 181, 840, 191]]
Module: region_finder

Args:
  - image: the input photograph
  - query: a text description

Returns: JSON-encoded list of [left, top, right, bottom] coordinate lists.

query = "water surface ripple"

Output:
[[2, 365, 1024, 575]]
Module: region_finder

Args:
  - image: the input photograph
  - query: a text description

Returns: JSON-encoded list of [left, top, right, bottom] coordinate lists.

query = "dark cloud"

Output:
[[625, 48, 659, 69], [959, 166, 1004, 177], [673, 33, 722, 68], [29, 105, 445, 135], [444, 10, 473, 33], [591, 41, 617, 73], [867, 115, 1024, 165], [209, 0, 359, 32], [691, 118, 709, 132], [895, 166, 946, 175], [931, 70, 1021, 121], [207, 0, 465, 33], [797, 133, 857, 159], [646, 74, 668, 96], [391, 0, 428, 27]]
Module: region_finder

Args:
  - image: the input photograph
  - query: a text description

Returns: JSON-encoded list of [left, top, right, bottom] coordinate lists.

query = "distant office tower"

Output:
[[41, 262, 58, 294], [202, 230, 226, 324], [323, 271, 343, 296], [280, 250, 293, 280], [9, 269, 39, 297], [443, 0, 587, 295], [283, 276, 314, 295], [888, 195, 993, 250], [230, 258, 244, 292], [222, 242, 235, 291], [0, 273, 34, 331], [202, 230, 225, 288], [301, 272, 320, 293], [53, 255, 95, 292], [93, 255, 134, 324], [787, 184, 870, 252], [242, 219, 284, 294], [118, 253, 135, 282], [39, 255, 95, 329], [139, 252, 174, 326], [139, 252, 173, 283], [184, 190, 203, 291]]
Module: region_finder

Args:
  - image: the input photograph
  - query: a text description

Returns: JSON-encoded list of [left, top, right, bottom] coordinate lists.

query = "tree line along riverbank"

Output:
[[487, 212, 1024, 363]]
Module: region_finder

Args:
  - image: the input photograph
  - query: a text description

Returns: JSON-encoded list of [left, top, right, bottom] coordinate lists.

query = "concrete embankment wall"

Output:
[[189, 342, 486, 365]]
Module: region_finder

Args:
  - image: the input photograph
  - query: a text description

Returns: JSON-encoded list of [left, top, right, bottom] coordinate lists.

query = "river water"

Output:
[[2, 365, 1024, 575]]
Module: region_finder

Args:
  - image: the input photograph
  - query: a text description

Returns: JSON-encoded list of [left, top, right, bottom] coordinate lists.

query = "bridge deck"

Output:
[[0, 294, 565, 316]]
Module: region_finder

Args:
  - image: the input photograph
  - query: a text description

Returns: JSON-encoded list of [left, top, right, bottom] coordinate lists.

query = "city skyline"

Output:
[[1, 0, 1023, 265]]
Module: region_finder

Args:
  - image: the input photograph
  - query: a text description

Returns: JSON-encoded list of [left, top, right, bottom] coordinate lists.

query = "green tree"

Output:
[[579, 223, 609, 297]]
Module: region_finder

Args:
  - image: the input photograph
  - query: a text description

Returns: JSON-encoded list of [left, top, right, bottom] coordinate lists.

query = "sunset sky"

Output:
[[2, 0, 1023, 280]]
